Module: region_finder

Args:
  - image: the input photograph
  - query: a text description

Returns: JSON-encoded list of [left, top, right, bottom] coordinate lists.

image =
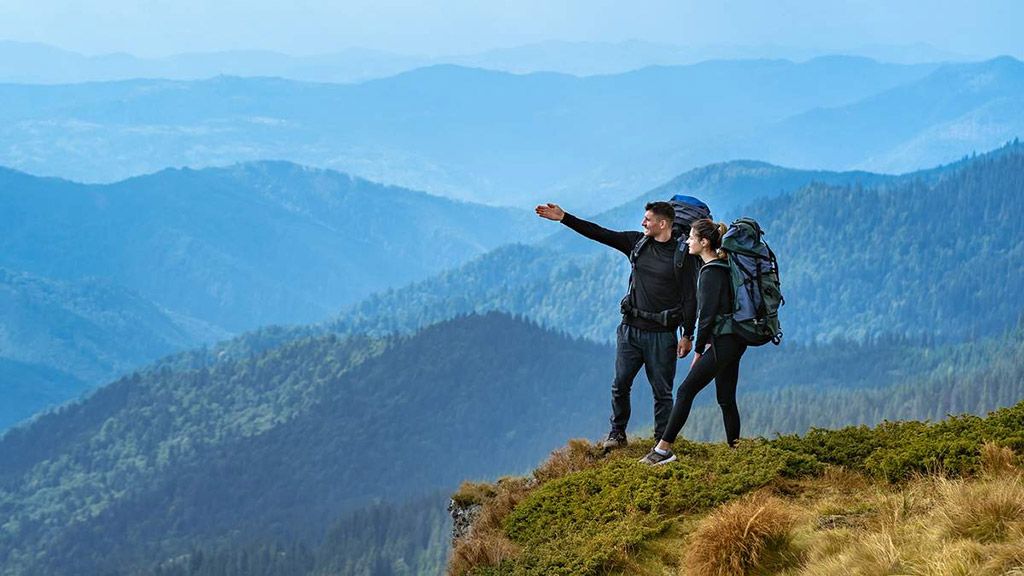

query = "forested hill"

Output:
[[0, 161, 544, 334], [0, 313, 614, 576], [562, 141, 1010, 250], [333, 141, 1024, 344], [767, 142, 1024, 341], [0, 268, 226, 430]]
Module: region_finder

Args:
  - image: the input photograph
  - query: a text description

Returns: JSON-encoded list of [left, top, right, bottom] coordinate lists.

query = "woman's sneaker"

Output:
[[638, 448, 676, 466]]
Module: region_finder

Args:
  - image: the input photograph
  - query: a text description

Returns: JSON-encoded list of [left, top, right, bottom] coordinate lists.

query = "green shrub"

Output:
[[483, 443, 818, 575], [773, 402, 1024, 481]]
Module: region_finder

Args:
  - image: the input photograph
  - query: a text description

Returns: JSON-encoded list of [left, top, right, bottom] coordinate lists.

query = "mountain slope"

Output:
[[762, 143, 1024, 342], [0, 267, 224, 429]]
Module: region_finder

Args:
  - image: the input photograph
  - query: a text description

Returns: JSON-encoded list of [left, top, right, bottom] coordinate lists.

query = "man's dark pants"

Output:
[[610, 323, 677, 439]]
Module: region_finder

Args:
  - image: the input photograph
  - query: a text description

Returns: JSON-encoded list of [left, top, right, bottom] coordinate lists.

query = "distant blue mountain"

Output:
[[721, 57, 1024, 173], [0, 40, 970, 84], [0, 40, 428, 84], [0, 161, 544, 333], [0, 56, 949, 210]]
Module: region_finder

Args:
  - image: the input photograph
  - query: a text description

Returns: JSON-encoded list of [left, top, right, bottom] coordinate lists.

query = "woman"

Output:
[[639, 218, 746, 465]]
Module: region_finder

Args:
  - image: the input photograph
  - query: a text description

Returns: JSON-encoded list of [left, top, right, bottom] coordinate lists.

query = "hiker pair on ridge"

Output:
[[535, 199, 783, 466]]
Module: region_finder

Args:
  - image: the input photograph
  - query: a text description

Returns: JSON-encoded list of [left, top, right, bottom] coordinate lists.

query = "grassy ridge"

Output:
[[450, 401, 1024, 575]]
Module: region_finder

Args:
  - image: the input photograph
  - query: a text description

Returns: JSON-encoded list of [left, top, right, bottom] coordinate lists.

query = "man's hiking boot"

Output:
[[601, 431, 627, 452], [638, 448, 677, 466]]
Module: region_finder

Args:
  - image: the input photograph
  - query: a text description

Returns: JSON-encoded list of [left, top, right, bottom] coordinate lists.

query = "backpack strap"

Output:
[[700, 260, 730, 272], [766, 243, 785, 307], [698, 259, 731, 294], [629, 236, 648, 266], [625, 236, 649, 308]]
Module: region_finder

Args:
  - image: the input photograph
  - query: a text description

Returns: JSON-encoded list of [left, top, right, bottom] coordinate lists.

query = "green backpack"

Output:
[[708, 218, 784, 346]]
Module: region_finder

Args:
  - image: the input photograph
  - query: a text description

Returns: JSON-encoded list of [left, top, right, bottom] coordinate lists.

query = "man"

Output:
[[535, 201, 699, 450]]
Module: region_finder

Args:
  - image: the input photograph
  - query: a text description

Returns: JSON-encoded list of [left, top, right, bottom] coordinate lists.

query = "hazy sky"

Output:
[[1, 0, 1022, 58]]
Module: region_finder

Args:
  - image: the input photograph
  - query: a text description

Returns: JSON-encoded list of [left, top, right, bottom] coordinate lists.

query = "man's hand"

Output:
[[677, 337, 692, 358], [690, 352, 702, 369], [535, 203, 565, 222]]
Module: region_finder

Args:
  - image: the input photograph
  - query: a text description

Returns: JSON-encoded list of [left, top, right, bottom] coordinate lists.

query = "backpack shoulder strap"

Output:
[[629, 236, 648, 265], [700, 259, 730, 272], [625, 236, 649, 306]]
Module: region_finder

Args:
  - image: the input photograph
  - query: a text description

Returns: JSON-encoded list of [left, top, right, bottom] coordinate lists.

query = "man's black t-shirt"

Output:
[[561, 213, 697, 335]]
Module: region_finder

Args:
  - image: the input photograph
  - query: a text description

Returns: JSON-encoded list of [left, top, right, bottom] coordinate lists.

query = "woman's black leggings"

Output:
[[660, 334, 747, 446]]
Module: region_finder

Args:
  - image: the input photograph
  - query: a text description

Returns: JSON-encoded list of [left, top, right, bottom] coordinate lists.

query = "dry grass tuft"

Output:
[[980, 442, 1018, 476], [447, 528, 521, 576], [447, 439, 605, 575], [795, 531, 908, 576], [980, 530, 1024, 574], [452, 481, 498, 507], [935, 475, 1024, 543], [820, 466, 871, 492], [794, 474, 1024, 576], [532, 438, 602, 484], [913, 539, 986, 576], [474, 476, 531, 533], [447, 476, 532, 575], [683, 491, 798, 576]]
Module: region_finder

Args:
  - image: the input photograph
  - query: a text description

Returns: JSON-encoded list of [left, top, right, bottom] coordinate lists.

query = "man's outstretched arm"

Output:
[[535, 203, 639, 256]]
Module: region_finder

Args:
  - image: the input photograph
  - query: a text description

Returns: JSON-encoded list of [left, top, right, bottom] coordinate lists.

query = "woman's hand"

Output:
[[677, 337, 692, 358]]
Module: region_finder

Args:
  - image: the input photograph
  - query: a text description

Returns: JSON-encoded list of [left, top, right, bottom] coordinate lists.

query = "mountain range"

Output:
[[0, 161, 545, 428], [0, 40, 974, 84], [10, 56, 1019, 210]]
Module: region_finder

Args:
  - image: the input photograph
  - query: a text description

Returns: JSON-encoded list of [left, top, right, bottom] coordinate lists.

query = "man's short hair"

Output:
[[645, 201, 675, 223]]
